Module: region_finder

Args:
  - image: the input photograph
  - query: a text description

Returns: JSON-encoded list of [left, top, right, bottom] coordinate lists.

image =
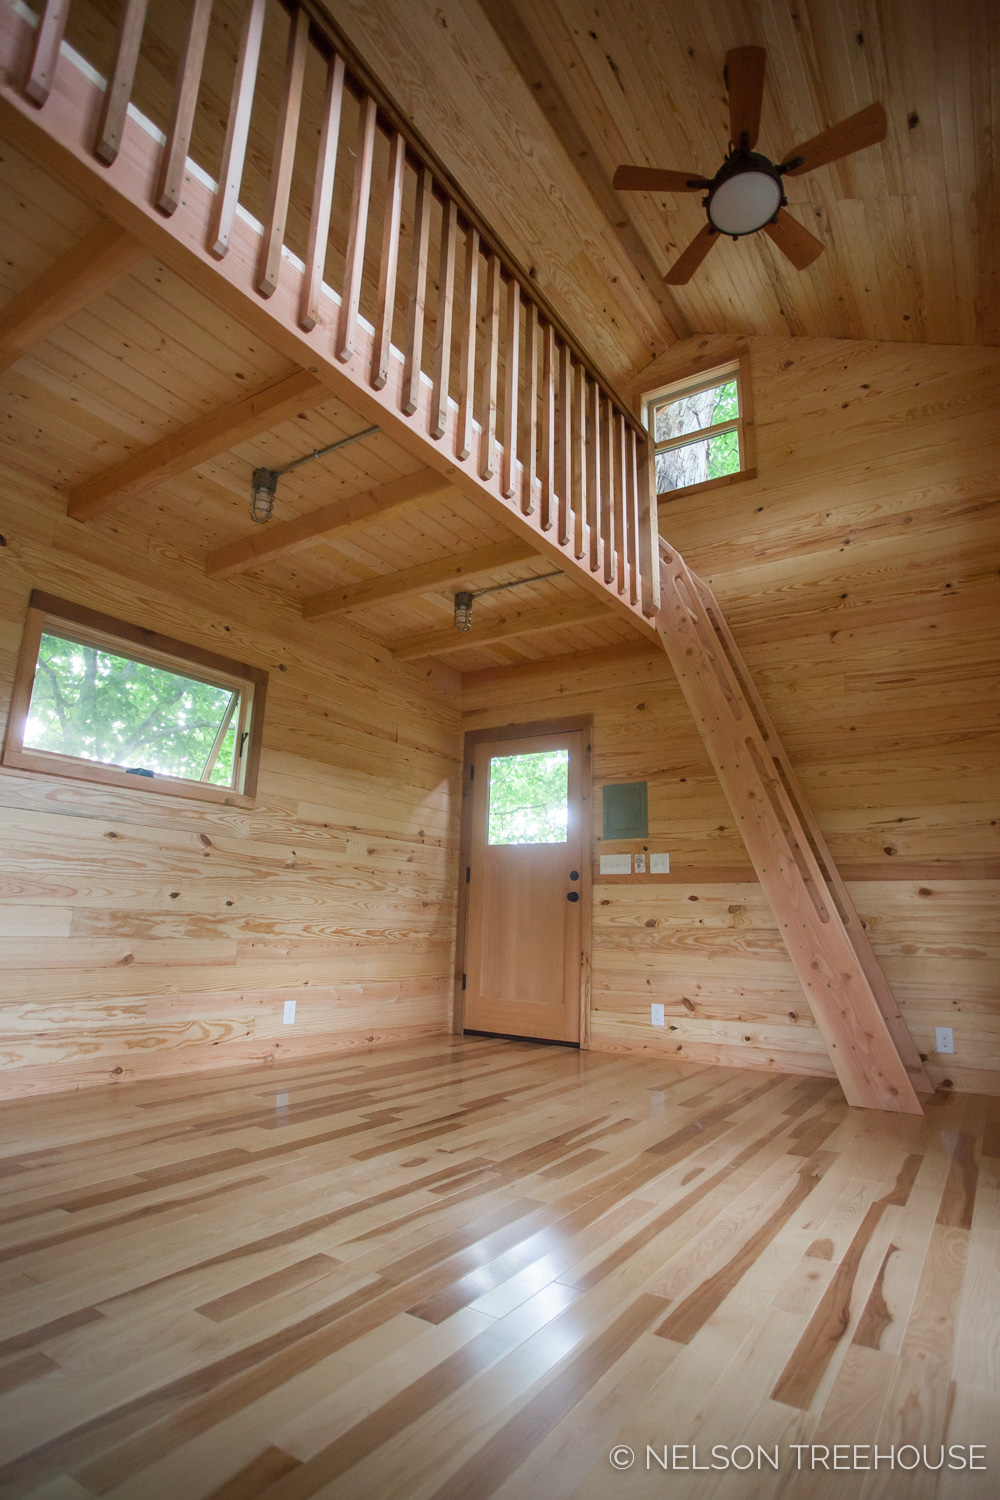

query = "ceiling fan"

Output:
[[613, 47, 887, 284]]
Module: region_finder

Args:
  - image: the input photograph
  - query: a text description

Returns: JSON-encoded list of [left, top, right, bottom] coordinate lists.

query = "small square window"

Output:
[[487, 748, 569, 845], [2, 592, 267, 806], [642, 356, 755, 501]]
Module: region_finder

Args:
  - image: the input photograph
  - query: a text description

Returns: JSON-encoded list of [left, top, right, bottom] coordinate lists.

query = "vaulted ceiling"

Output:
[[324, 0, 997, 387]]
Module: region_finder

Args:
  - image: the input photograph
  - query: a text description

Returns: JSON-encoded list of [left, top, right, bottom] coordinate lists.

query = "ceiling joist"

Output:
[[207, 468, 454, 581], [302, 537, 540, 621], [0, 219, 145, 373], [393, 597, 611, 660], [67, 368, 328, 523]]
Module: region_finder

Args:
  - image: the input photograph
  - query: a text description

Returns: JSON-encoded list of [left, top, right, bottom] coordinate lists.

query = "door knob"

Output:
[[566, 891, 580, 902]]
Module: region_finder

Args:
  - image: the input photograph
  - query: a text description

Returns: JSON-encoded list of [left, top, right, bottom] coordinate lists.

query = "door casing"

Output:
[[453, 715, 593, 1046]]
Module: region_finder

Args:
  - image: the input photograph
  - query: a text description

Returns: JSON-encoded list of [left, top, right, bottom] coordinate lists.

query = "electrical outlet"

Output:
[[283, 1000, 296, 1025], [634, 852, 646, 873], [651, 1003, 665, 1027], [935, 1026, 954, 1054], [650, 852, 670, 874]]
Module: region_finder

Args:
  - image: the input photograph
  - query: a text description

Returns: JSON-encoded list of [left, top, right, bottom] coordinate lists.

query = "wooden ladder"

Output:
[[656, 541, 930, 1113]]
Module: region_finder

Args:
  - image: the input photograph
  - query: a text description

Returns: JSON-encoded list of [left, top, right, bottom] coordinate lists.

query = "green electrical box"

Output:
[[602, 781, 648, 841]]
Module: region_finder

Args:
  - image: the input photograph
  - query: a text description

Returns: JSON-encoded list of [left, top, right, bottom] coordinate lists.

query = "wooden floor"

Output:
[[0, 1038, 995, 1500]]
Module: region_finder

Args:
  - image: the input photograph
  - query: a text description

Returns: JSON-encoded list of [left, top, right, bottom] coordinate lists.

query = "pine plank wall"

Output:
[[0, 482, 464, 1098], [1, 332, 997, 1101], [464, 335, 1000, 1098]]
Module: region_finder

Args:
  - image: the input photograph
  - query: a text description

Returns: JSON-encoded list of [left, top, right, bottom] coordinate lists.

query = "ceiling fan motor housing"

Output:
[[706, 150, 785, 238]]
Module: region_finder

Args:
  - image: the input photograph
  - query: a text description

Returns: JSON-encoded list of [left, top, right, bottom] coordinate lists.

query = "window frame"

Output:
[[641, 353, 756, 502], [2, 591, 268, 807]]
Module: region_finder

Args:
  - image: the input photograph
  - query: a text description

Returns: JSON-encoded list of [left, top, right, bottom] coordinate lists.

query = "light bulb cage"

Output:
[[453, 592, 474, 632], [249, 467, 278, 525]]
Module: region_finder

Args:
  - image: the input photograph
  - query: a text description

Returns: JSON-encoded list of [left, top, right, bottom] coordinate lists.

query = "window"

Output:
[[642, 356, 755, 500], [487, 749, 569, 845], [2, 592, 267, 805]]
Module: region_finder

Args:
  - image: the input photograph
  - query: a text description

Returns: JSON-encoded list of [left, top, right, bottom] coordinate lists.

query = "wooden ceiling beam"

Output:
[[461, 640, 662, 689], [302, 537, 540, 621], [393, 597, 612, 660], [207, 467, 453, 580], [67, 368, 327, 523], [0, 219, 145, 373]]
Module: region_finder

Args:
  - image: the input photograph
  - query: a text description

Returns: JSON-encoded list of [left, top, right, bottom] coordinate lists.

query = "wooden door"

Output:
[[463, 729, 585, 1043]]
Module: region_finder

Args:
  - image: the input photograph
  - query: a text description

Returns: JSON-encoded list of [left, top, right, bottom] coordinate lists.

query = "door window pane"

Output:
[[487, 749, 569, 845], [25, 632, 240, 785]]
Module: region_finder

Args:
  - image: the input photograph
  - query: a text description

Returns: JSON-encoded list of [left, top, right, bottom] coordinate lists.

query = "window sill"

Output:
[[657, 465, 757, 504], [0, 751, 257, 808]]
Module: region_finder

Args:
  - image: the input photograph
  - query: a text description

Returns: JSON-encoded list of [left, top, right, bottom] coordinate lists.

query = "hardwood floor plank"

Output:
[[0, 1038, 990, 1500]]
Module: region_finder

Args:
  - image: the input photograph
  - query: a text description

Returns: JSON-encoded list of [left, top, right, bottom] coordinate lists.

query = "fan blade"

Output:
[[725, 46, 767, 149], [781, 102, 887, 176], [762, 208, 826, 269], [613, 166, 707, 192], [664, 225, 718, 285]]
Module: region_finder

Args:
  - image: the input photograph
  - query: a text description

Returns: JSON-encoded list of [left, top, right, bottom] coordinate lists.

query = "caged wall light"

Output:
[[247, 426, 379, 524]]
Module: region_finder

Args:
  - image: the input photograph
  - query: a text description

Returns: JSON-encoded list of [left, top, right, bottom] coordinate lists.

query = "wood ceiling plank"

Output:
[[393, 597, 612, 660], [0, 219, 146, 374], [206, 469, 455, 581], [66, 368, 327, 522], [302, 538, 540, 621]]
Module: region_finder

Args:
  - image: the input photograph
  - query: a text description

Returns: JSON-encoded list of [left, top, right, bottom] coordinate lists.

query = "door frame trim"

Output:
[[453, 716, 594, 1046]]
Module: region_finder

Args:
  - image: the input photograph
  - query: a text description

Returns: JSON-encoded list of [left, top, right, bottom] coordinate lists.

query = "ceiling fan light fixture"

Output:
[[707, 154, 783, 236]]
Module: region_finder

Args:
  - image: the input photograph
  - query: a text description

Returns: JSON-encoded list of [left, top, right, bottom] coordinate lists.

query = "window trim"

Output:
[[2, 591, 268, 807], [641, 353, 756, 502]]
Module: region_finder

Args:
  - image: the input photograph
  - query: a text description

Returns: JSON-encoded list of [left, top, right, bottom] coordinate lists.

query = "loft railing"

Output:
[[15, 0, 660, 619]]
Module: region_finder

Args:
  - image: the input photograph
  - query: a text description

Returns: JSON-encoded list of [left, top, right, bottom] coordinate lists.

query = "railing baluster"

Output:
[[586, 377, 601, 573], [636, 431, 660, 616], [479, 252, 501, 479], [369, 129, 405, 385], [256, 5, 309, 295], [431, 198, 459, 439], [625, 424, 641, 605], [602, 395, 615, 585], [402, 164, 432, 417], [156, 0, 214, 217], [521, 301, 538, 516], [207, 0, 265, 254], [300, 51, 346, 331], [557, 339, 572, 547], [336, 94, 377, 360], [573, 357, 587, 560], [540, 320, 555, 529], [456, 227, 479, 461], [25, 0, 70, 108], [614, 410, 628, 593], [500, 278, 521, 500], [94, 0, 149, 165]]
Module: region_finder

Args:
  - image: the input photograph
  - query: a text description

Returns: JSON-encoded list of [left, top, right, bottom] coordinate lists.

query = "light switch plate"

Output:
[[599, 853, 631, 875], [935, 1026, 954, 1054], [651, 1003, 665, 1027], [634, 852, 646, 873], [650, 852, 670, 874], [283, 1000, 296, 1025]]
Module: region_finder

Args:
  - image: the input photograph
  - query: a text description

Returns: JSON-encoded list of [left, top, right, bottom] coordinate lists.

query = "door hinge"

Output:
[[461, 973, 467, 991], [469, 764, 474, 780], [465, 866, 471, 883]]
